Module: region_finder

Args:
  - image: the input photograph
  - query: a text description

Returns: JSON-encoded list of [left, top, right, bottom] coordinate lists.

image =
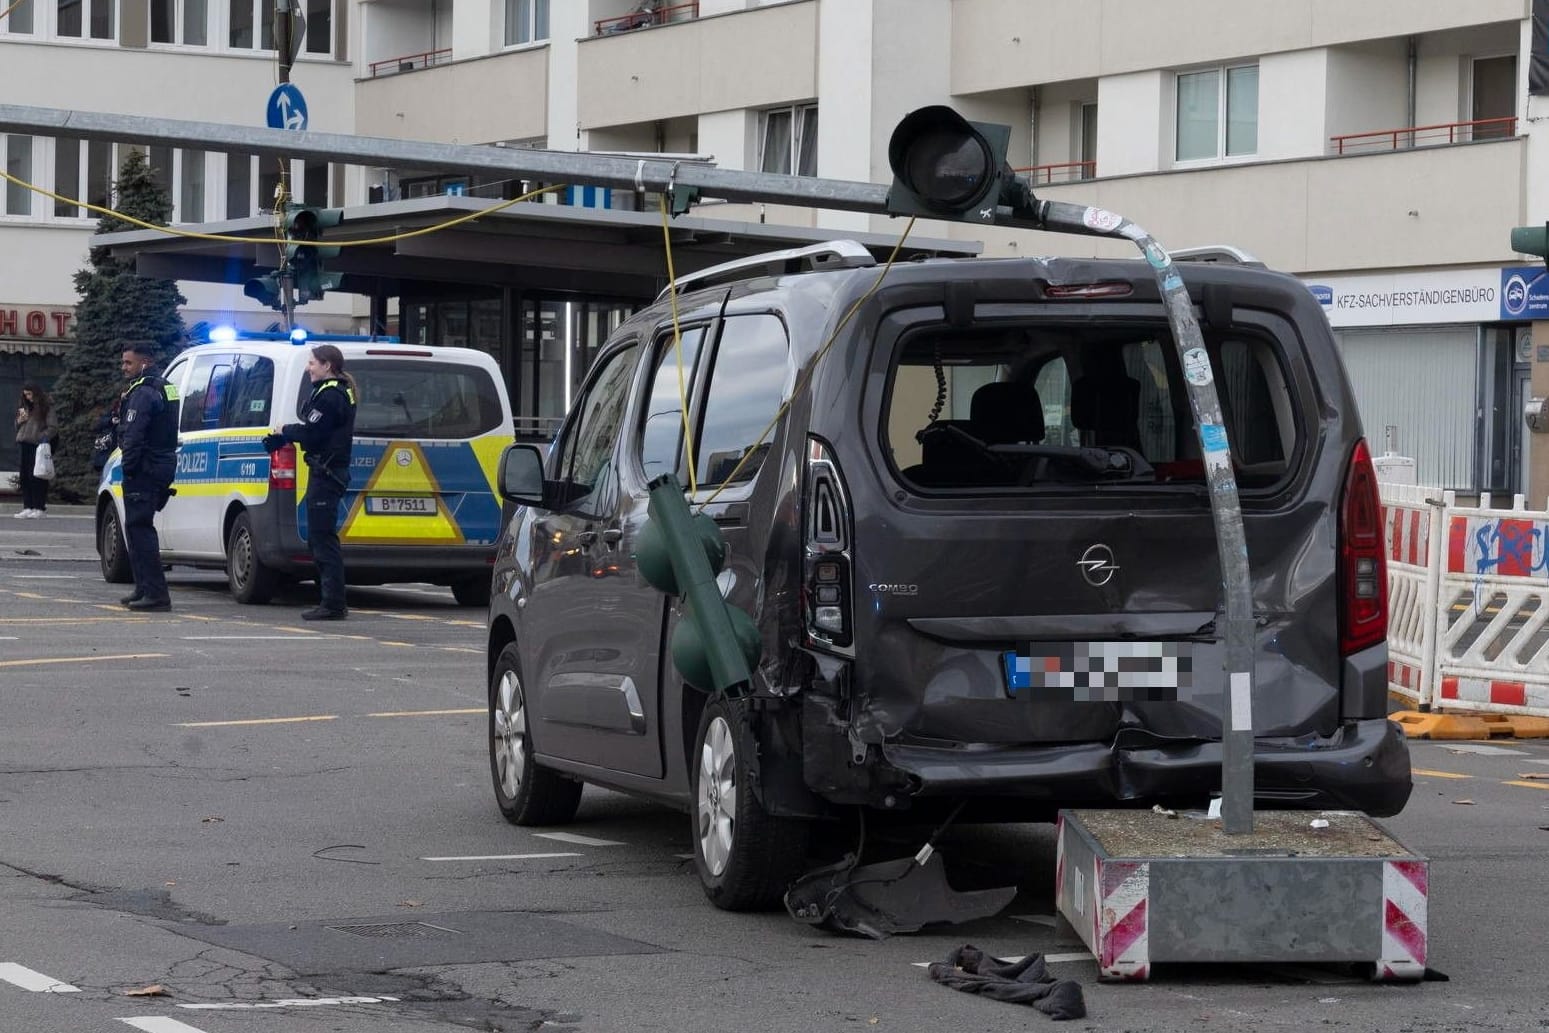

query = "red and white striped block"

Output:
[[1446, 515, 1549, 576], [1439, 675, 1549, 711], [1095, 859, 1150, 980], [1378, 860, 1427, 980], [1382, 505, 1431, 567], [1387, 659, 1423, 696]]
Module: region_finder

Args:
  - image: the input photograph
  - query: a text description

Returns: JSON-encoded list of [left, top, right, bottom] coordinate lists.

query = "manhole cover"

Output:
[[331, 922, 462, 939]]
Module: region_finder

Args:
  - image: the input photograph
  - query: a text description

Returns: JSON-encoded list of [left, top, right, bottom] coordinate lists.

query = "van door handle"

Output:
[[601, 528, 623, 547], [708, 503, 749, 528], [576, 530, 598, 546]]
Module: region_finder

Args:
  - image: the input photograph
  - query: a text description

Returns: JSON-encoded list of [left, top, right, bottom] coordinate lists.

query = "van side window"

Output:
[[553, 343, 640, 511], [224, 355, 274, 429], [180, 354, 232, 433], [694, 314, 789, 488], [638, 326, 706, 481]]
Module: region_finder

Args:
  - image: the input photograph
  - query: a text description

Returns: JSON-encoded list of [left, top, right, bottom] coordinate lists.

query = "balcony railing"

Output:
[[1014, 159, 1096, 185], [368, 48, 453, 78], [1331, 116, 1517, 155], [594, 2, 698, 36]]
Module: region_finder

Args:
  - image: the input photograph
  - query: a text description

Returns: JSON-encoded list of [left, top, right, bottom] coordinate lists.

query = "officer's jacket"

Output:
[[120, 373, 180, 479], [281, 378, 357, 472]]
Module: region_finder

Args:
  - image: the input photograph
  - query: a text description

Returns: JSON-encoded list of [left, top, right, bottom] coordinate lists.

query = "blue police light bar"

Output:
[[289, 327, 309, 344], [192, 327, 402, 344], [208, 325, 238, 342]]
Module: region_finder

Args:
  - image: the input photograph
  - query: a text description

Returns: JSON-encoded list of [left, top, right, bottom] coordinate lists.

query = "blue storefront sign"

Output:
[[1500, 265, 1549, 320]]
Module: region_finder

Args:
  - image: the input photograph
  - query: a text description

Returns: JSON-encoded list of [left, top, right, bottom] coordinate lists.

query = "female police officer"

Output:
[[266, 344, 357, 621]]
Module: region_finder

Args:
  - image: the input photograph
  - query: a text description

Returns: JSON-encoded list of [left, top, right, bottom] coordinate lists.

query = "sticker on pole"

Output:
[[266, 84, 309, 131], [1182, 347, 1213, 386], [1081, 207, 1123, 233]]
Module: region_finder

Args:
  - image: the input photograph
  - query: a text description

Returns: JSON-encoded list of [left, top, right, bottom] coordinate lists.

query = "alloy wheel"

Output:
[[493, 669, 527, 800], [696, 715, 738, 877]]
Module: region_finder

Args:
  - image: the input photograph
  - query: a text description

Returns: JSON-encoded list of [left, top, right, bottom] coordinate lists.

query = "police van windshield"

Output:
[[299, 359, 504, 439]]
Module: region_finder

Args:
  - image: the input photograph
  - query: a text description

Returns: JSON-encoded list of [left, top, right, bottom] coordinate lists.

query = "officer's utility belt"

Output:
[[304, 452, 350, 491]]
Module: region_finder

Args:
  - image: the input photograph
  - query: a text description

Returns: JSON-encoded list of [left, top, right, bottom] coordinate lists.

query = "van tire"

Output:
[[489, 643, 583, 826], [99, 506, 132, 584], [226, 511, 278, 605], [452, 576, 491, 607], [692, 698, 810, 911]]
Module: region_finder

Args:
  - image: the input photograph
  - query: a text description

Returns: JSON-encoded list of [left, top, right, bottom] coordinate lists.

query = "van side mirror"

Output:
[[498, 444, 550, 506]]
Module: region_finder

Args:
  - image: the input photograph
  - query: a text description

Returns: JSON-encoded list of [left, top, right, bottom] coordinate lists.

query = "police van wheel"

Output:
[[99, 507, 132, 584], [452, 577, 491, 608], [692, 698, 811, 911], [226, 511, 278, 605], [490, 643, 583, 826]]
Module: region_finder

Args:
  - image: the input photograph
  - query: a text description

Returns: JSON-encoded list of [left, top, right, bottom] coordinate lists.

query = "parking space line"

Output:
[[118, 1019, 212, 1033], [0, 963, 79, 992], [422, 853, 582, 861], [533, 832, 625, 847], [176, 715, 338, 728], [1412, 768, 1472, 779], [1504, 779, 1549, 791], [0, 653, 168, 668]]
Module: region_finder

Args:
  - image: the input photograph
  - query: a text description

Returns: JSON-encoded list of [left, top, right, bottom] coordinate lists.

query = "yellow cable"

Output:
[[0, 0, 26, 20], [659, 194, 698, 493], [0, 166, 566, 247], [691, 217, 917, 509]]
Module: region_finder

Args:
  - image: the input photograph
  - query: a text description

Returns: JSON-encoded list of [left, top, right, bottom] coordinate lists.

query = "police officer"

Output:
[[118, 342, 180, 612], [266, 344, 356, 621]]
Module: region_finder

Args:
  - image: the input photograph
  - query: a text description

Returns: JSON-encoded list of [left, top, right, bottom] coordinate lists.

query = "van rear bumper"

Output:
[[872, 717, 1412, 817]]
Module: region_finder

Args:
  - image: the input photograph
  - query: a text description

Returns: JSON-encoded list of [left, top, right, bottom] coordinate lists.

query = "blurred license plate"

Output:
[[1002, 642, 1192, 701], [366, 495, 438, 515]]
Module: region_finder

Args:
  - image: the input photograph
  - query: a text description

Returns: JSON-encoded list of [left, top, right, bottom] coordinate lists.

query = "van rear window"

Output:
[[885, 323, 1297, 491], [303, 360, 504, 439]]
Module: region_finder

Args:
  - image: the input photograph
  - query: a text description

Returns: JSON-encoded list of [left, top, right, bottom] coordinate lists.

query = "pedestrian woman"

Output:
[[13, 382, 57, 518], [266, 344, 357, 620]]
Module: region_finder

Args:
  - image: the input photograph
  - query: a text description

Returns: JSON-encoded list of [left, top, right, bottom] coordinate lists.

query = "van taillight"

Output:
[[269, 443, 298, 492], [1338, 438, 1388, 655], [804, 437, 854, 654]]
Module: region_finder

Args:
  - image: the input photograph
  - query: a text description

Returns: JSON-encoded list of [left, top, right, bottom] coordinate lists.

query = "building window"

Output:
[[57, 0, 115, 39], [302, 159, 329, 206], [2, 0, 35, 33], [1176, 64, 1258, 162], [4, 136, 33, 216], [1078, 102, 1098, 180], [504, 0, 548, 46], [180, 150, 206, 222], [51, 138, 118, 218], [304, 0, 329, 53], [759, 104, 818, 177], [228, 0, 272, 48], [226, 153, 252, 219], [151, 0, 207, 45]]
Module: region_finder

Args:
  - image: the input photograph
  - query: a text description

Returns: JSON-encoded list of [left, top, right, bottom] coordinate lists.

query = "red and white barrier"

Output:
[[1379, 860, 1428, 980]]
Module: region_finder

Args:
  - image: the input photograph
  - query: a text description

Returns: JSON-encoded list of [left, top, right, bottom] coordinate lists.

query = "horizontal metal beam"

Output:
[[0, 104, 894, 216]]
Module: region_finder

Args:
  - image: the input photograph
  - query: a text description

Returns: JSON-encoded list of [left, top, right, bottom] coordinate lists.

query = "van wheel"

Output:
[[490, 643, 582, 825], [226, 511, 277, 605], [452, 577, 491, 607], [692, 698, 810, 910], [99, 506, 132, 584]]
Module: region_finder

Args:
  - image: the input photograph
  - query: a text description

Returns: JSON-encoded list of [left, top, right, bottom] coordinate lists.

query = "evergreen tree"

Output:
[[50, 149, 186, 501]]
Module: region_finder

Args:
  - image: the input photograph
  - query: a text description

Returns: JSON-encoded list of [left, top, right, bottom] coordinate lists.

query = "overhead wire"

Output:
[[0, 0, 28, 21], [659, 193, 699, 493]]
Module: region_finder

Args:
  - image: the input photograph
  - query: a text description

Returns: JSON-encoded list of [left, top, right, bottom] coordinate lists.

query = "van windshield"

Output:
[[885, 323, 1298, 491], [300, 359, 504, 439]]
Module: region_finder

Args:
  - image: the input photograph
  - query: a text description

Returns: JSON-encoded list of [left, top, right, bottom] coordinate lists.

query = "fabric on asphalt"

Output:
[[926, 944, 1086, 1020]]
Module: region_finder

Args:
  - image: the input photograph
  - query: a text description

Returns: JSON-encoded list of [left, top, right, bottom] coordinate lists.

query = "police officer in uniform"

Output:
[[118, 343, 180, 612], [266, 344, 357, 621]]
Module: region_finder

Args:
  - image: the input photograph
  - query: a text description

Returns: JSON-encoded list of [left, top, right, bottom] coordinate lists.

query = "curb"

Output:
[[1392, 710, 1549, 740]]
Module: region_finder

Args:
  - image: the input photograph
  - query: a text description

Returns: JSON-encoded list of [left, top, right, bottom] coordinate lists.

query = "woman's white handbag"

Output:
[[33, 441, 54, 480]]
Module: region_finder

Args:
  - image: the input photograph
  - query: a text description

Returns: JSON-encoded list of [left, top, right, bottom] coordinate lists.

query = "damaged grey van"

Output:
[[485, 242, 1411, 910]]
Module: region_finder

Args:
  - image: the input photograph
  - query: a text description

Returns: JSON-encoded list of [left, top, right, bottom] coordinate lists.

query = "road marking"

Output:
[[1504, 779, 1549, 791], [0, 617, 151, 624], [9, 575, 78, 579], [118, 1019, 212, 1033], [0, 653, 168, 668], [180, 636, 322, 641], [422, 853, 582, 862], [911, 952, 1091, 968], [176, 715, 338, 728], [1010, 913, 1059, 926], [179, 995, 401, 1010], [534, 832, 625, 847], [0, 963, 80, 992], [1412, 768, 1472, 779], [1441, 744, 1527, 756], [440, 646, 483, 654], [368, 708, 483, 718]]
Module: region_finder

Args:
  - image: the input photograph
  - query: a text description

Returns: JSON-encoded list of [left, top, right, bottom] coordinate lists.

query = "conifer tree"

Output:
[[50, 149, 186, 500]]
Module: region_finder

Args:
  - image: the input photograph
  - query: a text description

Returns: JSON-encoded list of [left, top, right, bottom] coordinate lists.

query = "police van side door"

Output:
[[162, 352, 233, 555]]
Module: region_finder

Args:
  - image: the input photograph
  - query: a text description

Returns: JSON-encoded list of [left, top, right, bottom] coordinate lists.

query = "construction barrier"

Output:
[[1380, 482, 1549, 736]]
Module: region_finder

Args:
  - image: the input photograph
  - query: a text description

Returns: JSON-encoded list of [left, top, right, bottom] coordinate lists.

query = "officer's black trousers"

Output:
[[123, 475, 170, 603], [306, 475, 346, 611]]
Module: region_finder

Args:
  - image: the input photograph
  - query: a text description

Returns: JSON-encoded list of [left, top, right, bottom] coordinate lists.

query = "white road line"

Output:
[[1441, 743, 1527, 756], [422, 853, 582, 861], [533, 832, 625, 847], [1010, 913, 1058, 927], [9, 574, 78, 579], [180, 995, 400, 1010], [0, 963, 80, 992], [118, 1019, 212, 1033], [180, 636, 323, 641], [911, 952, 1091, 968]]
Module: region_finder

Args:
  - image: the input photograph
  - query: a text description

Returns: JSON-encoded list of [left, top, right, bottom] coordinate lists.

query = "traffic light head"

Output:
[[1511, 223, 1549, 264], [886, 106, 1030, 223], [243, 273, 283, 310], [284, 205, 344, 242], [283, 205, 345, 303]]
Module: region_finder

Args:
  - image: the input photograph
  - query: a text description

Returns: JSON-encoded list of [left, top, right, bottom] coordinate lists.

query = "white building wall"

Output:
[[1324, 40, 1410, 143], [1096, 71, 1166, 177], [453, 0, 493, 61], [1258, 49, 1330, 160]]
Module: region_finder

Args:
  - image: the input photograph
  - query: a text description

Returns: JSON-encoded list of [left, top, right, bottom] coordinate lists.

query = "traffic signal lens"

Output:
[[902, 129, 993, 209]]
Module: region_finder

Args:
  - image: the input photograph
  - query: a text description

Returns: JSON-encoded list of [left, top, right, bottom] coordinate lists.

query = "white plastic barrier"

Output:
[[1380, 482, 1549, 714]]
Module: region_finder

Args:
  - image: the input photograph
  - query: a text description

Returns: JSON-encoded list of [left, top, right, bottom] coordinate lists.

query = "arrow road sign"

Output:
[[266, 84, 308, 132]]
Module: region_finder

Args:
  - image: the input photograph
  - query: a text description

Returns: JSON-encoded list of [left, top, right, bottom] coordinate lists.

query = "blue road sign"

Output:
[[266, 84, 309, 131]]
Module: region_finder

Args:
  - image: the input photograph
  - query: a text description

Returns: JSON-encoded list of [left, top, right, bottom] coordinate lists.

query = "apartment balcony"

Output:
[[356, 47, 548, 145], [577, 0, 817, 130], [957, 135, 1524, 274]]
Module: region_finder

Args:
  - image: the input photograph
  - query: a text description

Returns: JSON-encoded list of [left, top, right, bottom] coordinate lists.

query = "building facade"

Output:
[[4, 0, 1546, 491]]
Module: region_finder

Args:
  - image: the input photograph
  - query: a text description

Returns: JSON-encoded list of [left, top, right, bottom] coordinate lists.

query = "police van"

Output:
[[96, 333, 514, 606]]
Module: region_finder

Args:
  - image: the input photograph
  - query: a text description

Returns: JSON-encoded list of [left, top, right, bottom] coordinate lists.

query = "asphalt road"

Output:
[[2, 510, 1549, 1032]]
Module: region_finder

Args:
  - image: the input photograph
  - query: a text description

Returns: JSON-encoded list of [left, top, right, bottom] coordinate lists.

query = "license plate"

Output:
[[366, 495, 438, 515], [1002, 642, 1193, 702]]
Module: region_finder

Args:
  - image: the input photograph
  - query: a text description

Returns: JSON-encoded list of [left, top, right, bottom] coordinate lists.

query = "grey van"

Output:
[[485, 243, 1411, 909]]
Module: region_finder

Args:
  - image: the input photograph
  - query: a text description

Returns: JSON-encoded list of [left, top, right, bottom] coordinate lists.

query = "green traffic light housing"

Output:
[[284, 205, 345, 303], [885, 105, 1030, 223], [1511, 223, 1549, 267], [242, 272, 283, 311]]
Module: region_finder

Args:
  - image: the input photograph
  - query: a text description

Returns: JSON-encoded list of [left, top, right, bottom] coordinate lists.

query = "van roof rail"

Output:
[[1169, 244, 1264, 266], [658, 239, 876, 300]]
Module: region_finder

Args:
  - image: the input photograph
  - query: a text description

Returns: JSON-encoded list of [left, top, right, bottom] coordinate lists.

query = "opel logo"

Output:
[[1078, 544, 1119, 587]]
